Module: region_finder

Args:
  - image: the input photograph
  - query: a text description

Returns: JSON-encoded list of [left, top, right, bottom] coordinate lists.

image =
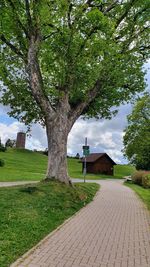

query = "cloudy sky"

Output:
[[0, 61, 150, 164]]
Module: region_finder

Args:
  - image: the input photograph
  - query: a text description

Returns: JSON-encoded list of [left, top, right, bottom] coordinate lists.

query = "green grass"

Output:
[[68, 158, 136, 180], [0, 181, 99, 267], [125, 182, 150, 210], [0, 148, 47, 181], [0, 148, 135, 181], [114, 164, 135, 178]]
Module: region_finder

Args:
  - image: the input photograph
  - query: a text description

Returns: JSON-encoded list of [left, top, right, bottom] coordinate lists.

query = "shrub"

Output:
[[142, 174, 150, 189], [0, 159, 5, 167], [131, 171, 145, 185], [5, 139, 16, 148], [0, 144, 6, 152]]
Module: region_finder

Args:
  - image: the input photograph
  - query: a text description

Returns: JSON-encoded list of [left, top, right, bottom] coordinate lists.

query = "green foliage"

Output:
[[131, 171, 150, 188], [142, 174, 150, 189], [0, 142, 6, 152], [0, 159, 5, 167], [0, 146, 6, 152], [5, 138, 16, 148], [131, 171, 145, 185], [0, 181, 99, 267], [0, 1, 149, 123], [123, 94, 150, 170]]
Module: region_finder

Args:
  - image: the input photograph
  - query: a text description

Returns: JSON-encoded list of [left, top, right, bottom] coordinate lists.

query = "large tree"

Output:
[[0, 0, 149, 184], [123, 94, 150, 170]]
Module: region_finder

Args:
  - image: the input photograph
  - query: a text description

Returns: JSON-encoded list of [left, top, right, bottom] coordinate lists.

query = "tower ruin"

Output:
[[16, 132, 26, 149]]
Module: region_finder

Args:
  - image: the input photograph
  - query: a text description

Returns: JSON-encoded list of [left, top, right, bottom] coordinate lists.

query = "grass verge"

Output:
[[0, 181, 99, 267], [125, 182, 150, 210]]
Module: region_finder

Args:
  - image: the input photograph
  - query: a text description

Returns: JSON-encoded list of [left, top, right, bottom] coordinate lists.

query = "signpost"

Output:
[[82, 137, 90, 183]]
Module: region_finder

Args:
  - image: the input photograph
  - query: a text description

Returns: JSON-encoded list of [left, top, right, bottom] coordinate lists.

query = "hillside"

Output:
[[0, 148, 47, 181], [0, 149, 135, 181]]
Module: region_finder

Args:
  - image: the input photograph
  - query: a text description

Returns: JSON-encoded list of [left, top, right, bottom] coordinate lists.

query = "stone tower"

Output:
[[16, 132, 26, 149]]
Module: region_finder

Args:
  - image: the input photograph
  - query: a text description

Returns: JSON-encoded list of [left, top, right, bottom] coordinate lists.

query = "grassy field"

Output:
[[0, 181, 99, 267], [0, 148, 47, 181], [68, 158, 136, 179], [0, 148, 136, 181], [125, 182, 150, 210]]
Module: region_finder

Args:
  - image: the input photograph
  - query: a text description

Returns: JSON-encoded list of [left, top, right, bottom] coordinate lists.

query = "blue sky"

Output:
[[0, 61, 150, 164]]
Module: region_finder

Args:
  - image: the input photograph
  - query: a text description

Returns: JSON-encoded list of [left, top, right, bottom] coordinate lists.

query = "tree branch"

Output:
[[68, 1, 73, 29], [27, 38, 55, 118], [6, 0, 29, 39], [69, 80, 101, 125], [76, 26, 98, 57], [42, 23, 63, 40], [25, 0, 32, 30], [120, 26, 149, 54], [115, 0, 137, 29], [43, 32, 57, 40], [0, 34, 24, 58], [103, 0, 119, 14]]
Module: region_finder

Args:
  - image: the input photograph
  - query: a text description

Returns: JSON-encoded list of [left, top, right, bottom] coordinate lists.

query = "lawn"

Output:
[[0, 148, 47, 181], [0, 148, 136, 181], [114, 164, 135, 178], [0, 181, 99, 267], [68, 158, 136, 179], [125, 182, 150, 210]]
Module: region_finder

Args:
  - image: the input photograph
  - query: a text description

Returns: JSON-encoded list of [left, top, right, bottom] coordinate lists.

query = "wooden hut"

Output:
[[81, 153, 116, 175]]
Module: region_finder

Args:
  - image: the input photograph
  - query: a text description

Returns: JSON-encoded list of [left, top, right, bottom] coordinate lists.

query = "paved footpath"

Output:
[[11, 180, 150, 267], [0, 181, 38, 187]]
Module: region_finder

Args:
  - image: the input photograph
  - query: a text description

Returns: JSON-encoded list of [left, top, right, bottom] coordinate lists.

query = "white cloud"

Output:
[[68, 116, 126, 164], [0, 121, 47, 151], [0, 121, 24, 143], [0, 104, 11, 115], [0, 103, 131, 164]]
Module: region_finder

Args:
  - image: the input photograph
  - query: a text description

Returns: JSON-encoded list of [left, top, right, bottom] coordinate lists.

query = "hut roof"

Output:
[[81, 153, 116, 165]]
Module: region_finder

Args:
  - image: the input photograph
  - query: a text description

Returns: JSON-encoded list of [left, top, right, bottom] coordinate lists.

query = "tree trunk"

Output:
[[27, 38, 73, 185], [45, 97, 72, 185]]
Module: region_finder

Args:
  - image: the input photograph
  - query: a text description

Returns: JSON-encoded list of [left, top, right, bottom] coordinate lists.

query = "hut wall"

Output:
[[87, 156, 114, 175]]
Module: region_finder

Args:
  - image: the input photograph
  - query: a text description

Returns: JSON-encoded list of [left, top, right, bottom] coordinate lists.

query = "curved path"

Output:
[[11, 180, 150, 267], [0, 181, 38, 187]]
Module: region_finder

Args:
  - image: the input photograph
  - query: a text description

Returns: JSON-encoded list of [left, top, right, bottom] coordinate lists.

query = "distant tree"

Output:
[[0, 159, 5, 167], [5, 139, 16, 148], [43, 148, 48, 156], [0, 138, 6, 152], [123, 94, 150, 170], [75, 153, 80, 159], [0, 1, 149, 184]]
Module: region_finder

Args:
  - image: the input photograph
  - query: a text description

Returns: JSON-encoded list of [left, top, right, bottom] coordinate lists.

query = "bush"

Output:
[[0, 159, 5, 167], [142, 174, 150, 189], [0, 145, 6, 152], [5, 139, 16, 148], [131, 171, 145, 185], [132, 171, 150, 188]]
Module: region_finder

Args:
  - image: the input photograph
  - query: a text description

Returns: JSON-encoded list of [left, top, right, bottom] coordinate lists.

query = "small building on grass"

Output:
[[81, 153, 116, 175]]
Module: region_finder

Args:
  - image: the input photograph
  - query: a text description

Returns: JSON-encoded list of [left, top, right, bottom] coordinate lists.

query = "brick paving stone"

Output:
[[11, 180, 150, 267]]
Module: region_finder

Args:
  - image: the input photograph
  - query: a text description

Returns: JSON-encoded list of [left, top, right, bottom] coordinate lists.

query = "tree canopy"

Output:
[[0, 0, 149, 124], [123, 94, 150, 170]]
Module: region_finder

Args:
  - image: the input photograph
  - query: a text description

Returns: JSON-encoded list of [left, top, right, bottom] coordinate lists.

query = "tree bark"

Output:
[[45, 95, 72, 185]]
